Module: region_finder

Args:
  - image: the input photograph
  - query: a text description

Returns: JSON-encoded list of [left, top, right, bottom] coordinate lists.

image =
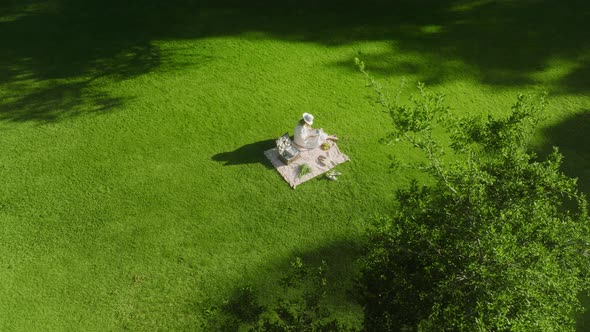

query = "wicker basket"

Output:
[[276, 133, 301, 165]]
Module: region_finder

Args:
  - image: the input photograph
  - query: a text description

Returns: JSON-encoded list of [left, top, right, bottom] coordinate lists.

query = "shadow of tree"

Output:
[[0, 0, 163, 123], [201, 238, 365, 330], [558, 57, 590, 94], [0, 78, 128, 122], [579, 293, 590, 332], [535, 110, 590, 331], [212, 139, 276, 167], [287, 238, 365, 300], [331, 0, 590, 91], [536, 110, 590, 194], [0, 1, 162, 82], [1, 0, 588, 122]]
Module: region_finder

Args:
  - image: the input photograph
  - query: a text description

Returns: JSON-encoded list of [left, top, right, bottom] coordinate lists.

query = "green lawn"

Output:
[[1, 0, 589, 330]]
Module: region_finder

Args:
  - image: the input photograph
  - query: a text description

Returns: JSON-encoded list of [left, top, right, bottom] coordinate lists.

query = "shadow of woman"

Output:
[[211, 139, 276, 168]]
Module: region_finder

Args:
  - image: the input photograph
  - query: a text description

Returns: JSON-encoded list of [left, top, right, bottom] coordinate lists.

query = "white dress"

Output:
[[293, 123, 328, 149]]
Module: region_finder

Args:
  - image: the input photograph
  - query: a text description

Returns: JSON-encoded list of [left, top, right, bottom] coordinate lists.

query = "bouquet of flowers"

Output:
[[298, 164, 312, 178]]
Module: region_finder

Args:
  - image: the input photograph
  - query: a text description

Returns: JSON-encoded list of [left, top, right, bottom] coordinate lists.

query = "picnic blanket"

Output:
[[264, 143, 350, 188]]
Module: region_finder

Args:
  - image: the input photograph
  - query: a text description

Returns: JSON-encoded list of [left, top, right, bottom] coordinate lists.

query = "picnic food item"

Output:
[[321, 142, 331, 150]]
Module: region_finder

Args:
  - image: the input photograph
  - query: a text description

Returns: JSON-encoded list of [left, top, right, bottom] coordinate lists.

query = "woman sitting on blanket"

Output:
[[293, 113, 338, 149]]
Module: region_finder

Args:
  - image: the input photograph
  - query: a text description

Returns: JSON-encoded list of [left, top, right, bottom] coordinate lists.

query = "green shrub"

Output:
[[356, 58, 590, 331]]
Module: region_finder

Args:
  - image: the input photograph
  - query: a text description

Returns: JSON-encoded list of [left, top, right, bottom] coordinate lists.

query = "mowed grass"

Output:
[[1, 0, 589, 330]]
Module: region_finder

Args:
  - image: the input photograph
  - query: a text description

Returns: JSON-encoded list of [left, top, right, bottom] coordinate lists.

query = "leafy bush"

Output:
[[356, 58, 590, 331]]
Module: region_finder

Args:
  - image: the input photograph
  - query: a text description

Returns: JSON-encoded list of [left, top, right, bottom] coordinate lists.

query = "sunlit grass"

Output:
[[0, 1, 589, 330]]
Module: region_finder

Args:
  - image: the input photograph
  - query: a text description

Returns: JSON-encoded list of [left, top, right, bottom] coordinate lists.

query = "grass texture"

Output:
[[1, 0, 589, 330]]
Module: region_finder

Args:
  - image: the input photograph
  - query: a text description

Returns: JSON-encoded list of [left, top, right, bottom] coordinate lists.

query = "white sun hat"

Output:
[[302, 112, 314, 125]]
